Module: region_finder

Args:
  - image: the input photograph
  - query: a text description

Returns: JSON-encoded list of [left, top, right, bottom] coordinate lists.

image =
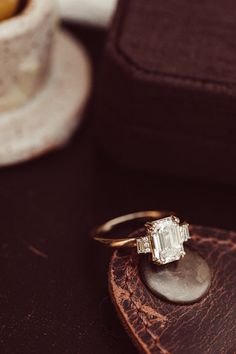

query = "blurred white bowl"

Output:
[[58, 0, 117, 27]]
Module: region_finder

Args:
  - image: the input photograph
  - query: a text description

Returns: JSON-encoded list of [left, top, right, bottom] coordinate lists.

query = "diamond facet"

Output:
[[146, 216, 188, 265]]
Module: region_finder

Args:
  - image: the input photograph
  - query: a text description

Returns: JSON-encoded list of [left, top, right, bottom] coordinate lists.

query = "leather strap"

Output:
[[109, 225, 236, 353]]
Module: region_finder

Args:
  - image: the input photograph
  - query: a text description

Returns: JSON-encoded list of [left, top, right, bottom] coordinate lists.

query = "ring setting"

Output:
[[93, 211, 191, 265]]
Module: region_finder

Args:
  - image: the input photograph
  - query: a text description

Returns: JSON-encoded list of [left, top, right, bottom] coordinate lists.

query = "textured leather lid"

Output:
[[117, 0, 236, 88], [95, 0, 236, 184]]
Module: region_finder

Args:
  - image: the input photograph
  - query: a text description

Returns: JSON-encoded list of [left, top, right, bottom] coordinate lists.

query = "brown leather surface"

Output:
[[109, 226, 236, 353]]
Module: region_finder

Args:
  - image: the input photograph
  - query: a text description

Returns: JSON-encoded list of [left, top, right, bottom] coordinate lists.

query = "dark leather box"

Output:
[[95, 0, 236, 184]]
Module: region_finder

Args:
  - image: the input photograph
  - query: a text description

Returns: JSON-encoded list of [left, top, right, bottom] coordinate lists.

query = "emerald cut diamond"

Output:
[[145, 216, 189, 265]]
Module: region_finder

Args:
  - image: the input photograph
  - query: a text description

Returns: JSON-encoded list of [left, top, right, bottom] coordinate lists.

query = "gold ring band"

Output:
[[92, 210, 171, 248]]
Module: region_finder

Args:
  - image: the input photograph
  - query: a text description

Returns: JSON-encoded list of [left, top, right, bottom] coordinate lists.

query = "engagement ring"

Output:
[[92, 211, 191, 265]]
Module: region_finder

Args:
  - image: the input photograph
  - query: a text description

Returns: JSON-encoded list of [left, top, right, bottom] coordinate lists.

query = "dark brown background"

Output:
[[0, 23, 235, 353]]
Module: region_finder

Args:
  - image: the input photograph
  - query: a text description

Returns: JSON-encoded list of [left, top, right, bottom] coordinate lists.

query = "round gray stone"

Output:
[[140, 248, 211, 304]]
